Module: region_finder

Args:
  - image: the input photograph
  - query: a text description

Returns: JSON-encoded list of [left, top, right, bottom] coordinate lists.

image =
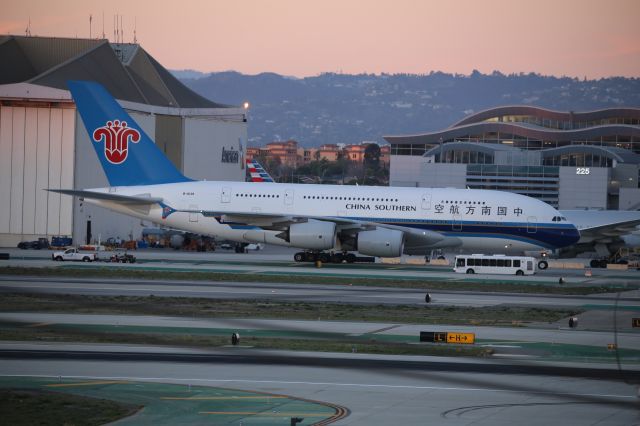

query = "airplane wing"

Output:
[[560, 210, 640, 244], [47, 189, 163, 205], [199, 209, 445, 247]]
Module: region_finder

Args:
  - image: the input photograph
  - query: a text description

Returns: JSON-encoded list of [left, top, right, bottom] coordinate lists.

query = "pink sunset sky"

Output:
[[2, 0, 639, 79]]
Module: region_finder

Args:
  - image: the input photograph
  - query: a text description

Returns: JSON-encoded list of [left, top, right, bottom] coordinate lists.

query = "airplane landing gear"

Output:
[[293, 251, 358, 264]]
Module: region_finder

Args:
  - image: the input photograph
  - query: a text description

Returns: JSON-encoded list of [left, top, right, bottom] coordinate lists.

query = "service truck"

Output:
[[52, 248, 98, 262]]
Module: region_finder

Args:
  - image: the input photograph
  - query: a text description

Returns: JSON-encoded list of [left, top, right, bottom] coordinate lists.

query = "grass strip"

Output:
[[0, 323, 493, 358], [2, 266, 637, 294], [0, 389, 140, 426], [0, 293, 579, 325]]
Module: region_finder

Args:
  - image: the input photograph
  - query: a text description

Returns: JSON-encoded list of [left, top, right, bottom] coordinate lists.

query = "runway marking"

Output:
[[25, 322, 53, 328], [368, 324, 401, 334], [46, 380, 128, 387], [199, 411, 329, 416], [5, 374, 635, 400], [163, 396, 286, 400]]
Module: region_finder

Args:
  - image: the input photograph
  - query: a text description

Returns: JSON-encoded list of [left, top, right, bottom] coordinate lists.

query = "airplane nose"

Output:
[[567, 224, 581, 246]]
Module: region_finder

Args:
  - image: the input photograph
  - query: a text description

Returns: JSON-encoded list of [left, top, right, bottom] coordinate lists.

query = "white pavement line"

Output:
[[0, 284, 292, 296], [0, 374, 635, 400]]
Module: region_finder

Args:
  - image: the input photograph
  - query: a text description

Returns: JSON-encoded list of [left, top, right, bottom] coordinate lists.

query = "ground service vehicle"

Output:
[[454, 254, 535, 275], [52, 248, 98, 262], [109, 250, 136, 263]]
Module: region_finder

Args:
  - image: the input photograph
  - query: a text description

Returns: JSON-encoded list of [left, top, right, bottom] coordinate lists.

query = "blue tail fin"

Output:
[[68, 80, 191, 186]]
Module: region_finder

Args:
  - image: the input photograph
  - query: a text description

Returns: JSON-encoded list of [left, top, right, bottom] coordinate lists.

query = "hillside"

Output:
[[177, 70, 640, 147]]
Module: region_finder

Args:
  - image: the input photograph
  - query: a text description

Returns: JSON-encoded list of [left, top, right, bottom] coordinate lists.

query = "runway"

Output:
[[1, 275, 639, 309], [0, 343, 638, 426]]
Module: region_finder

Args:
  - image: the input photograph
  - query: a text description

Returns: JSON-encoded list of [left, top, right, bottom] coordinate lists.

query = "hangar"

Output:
[[0, 35, 247, 247]]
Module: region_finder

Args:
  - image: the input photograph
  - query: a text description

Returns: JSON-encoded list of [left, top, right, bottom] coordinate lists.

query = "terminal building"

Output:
[[385, 106, 640, 210], [0, 35, 248, 247]]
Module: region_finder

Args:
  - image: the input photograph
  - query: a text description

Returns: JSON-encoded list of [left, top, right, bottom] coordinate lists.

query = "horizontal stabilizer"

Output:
[[47, 189, 162, 205]]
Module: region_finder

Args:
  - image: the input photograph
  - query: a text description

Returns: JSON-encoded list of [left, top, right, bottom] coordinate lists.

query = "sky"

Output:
[[2, 0, 639, 79]]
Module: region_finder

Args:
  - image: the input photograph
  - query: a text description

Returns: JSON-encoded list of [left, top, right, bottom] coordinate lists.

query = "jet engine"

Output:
[[356, 228, 405, 257], [281, 219, 336, 250]]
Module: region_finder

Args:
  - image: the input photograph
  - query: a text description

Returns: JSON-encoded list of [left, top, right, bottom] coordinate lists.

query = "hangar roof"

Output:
[[0, 35, 227, 108]]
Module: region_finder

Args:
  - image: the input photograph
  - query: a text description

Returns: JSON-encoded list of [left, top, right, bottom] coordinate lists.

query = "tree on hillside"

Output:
[[364, 143, 381, 170]]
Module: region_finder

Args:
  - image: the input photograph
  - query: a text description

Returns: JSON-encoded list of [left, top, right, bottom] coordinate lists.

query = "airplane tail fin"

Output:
[[246, 158, 275, 182], [68, 80, 191, 187]]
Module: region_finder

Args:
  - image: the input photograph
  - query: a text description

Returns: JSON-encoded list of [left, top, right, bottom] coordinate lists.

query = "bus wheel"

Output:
[[516, 270, 524, 276], [466, 268, 475, 274], [294, 252, 305, 262], [538, 260, 548, 270]]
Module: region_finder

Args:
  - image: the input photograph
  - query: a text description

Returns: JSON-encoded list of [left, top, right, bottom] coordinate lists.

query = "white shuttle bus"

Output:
[[454, 254, 536, 275]]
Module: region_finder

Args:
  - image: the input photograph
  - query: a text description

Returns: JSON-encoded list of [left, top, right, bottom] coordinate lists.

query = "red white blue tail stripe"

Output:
[[246, 158, 275, 182]]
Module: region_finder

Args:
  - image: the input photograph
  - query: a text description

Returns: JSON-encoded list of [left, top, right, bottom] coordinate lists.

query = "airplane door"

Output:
[[421, 193, 431, 210], [527, 216, 537, 233], [285, 189, 294, 206], [452, 214, 462, 231], [189, 204, 199, 223], [221, 187, 231, 203]]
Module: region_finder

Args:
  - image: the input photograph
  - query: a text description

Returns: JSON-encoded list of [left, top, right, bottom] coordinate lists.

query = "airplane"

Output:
[[247, 150, 640, 259], [50, 81, 581, 266], [246, 157, 640, 259]]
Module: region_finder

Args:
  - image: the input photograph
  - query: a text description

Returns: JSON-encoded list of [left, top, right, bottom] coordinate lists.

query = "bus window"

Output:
[[514, 260, 521, 267], [505, 259, 511, 267], [527, 261, 533, 270], [482, 259, 489, 266], [489, 259, 497, 267], [456, 258, 466, 267], [497, 259, 505, 267]]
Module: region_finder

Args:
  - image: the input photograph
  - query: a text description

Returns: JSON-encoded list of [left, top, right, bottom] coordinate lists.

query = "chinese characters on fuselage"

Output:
[[435, 204, 524, 216]]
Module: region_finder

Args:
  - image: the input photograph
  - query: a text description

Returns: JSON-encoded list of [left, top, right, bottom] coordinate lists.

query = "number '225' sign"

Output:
[[576, 167, 590, 175]]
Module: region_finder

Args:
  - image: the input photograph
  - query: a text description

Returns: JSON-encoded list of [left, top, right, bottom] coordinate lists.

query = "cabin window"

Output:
[[513, 260, 521, 267], [456, 258, 466, 267]]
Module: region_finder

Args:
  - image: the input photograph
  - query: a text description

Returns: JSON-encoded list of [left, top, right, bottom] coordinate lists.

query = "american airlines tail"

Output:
[[68, 80, 191, 186], [246, 158, 275, 182]]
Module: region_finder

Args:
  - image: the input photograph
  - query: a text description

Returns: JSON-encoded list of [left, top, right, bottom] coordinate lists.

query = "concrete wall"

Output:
[[619, 188, 640, 210], [183, 116, 246, 181], [390, 155, 467, 188], [558, 166, 609, 210], [0, 105, 74, 246], [390, 155, 424, 187]]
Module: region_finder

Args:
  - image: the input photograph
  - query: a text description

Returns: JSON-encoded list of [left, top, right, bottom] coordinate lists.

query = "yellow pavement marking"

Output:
[[199, 412, 330, 416], [163, 396, 287, 400], [46, 380, 128, 388]]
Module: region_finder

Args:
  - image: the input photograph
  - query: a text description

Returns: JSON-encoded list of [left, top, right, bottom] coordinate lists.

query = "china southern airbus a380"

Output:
[[51, 81, 580, 264]]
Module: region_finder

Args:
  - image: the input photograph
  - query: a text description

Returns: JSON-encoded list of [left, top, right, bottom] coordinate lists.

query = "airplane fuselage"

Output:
[[86, 181, 580, 255]]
